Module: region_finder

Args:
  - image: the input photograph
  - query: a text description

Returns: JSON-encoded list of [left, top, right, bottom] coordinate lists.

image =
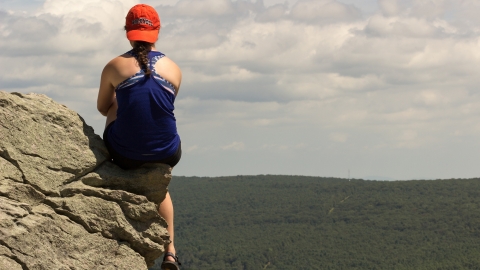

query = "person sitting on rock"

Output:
[[97, 4, 182, 270]]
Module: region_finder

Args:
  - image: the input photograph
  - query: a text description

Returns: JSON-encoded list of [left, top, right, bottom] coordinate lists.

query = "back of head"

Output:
[[125, 4, 161, 76], [125, 4, 161, 43]]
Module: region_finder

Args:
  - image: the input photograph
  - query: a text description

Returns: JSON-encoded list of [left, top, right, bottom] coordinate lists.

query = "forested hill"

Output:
[[164, 175, 480, 270]]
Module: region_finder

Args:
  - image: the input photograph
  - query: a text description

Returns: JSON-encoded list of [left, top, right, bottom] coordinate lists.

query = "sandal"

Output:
[[161, 252, 181, 270]]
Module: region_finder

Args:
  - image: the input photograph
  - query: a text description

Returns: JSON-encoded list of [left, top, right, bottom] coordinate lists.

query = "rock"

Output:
[[0, 91, 171, 269], [0, 244, 23, 270], [80, 162, 172, 204]]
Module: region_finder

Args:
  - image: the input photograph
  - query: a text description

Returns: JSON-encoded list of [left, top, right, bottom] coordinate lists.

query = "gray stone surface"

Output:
[[0, 91, 171, 269]]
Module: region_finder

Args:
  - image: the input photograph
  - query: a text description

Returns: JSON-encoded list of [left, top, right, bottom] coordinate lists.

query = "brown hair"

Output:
[[131, 41, 152, 76]]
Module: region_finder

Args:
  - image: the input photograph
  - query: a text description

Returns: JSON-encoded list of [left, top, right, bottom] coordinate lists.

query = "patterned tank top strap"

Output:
[[149, 52, 166, 72], [125, 49, 135, 57]]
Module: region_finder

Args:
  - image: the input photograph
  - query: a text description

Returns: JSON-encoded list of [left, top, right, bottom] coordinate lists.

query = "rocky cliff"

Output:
[[0, 91, 171, 269]]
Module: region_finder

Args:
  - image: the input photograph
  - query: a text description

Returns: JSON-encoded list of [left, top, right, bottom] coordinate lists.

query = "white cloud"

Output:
[[255, 4, 289, 22], [414, 90, 452, 106], [174, 0, 234, 17], [378, 0, 403, 17], [330, 133, 348, 143], [261, 143, 306, 151], [364, 15, 445, 38], [290, 0, 362, 24], [222, 141, 245, 151], [2, 0, 480, 179]]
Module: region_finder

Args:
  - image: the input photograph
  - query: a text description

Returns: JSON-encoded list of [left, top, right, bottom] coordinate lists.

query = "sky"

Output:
[[2, 0, 480, 180]]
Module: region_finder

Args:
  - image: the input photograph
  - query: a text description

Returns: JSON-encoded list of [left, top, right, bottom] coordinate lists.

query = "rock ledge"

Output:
[[0, 91, 170, 269]]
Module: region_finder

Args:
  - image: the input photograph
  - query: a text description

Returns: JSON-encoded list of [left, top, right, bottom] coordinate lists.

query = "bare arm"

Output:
[[97, 63, 116, 116]]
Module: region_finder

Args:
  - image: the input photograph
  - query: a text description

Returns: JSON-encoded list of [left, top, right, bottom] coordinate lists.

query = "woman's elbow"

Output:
[[97, 104, 109, 116]]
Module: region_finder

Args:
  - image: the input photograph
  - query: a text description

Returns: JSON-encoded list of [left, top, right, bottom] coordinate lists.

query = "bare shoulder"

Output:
[[106, 54, 135, 71], [104, 54, 139, 86], [155, 56, 182, 93], [159, 56, 181, 70], [102, 55, 126, 75]]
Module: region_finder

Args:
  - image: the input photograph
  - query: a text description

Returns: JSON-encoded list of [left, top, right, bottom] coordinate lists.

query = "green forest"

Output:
[[150, 175, 480, 270]]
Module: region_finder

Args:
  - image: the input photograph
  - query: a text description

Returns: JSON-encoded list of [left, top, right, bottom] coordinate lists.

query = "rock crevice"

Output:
[[0, 91, 170, 269]]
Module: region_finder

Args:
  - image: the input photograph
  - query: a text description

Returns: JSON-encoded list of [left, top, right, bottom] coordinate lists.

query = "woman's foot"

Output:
[[161, 252, 181, 270]]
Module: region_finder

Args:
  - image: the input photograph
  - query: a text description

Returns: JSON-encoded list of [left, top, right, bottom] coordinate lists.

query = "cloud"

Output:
[[330, 133, 348, 143], [222, 141, 245, 151], [255, 4, 288, 22], [378, 0, 403, 17], [3, 0, 480, 179], [172, 0, 235, 17], [290, 0, 362, 24], [0, 0, 137, 100], [364, 15, 446, 38], [261, 143, 306, 151], [0, 12, 58, 56]]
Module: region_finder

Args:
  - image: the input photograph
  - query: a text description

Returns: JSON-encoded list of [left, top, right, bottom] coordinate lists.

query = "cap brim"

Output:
[[127, 30, 158, 43]]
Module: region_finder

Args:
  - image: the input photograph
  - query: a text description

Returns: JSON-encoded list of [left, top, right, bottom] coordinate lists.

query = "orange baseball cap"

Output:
[[125, 4, 161, 43]]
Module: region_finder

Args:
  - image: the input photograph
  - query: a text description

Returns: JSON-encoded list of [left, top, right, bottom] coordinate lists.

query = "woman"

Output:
[[97, 4, 182, 270]]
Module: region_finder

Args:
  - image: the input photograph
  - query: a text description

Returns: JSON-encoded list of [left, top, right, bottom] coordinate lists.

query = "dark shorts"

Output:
[[103, 121, 182, 170]]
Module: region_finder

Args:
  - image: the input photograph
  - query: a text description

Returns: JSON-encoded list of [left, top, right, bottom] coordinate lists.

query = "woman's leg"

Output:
[[159, 191, 176, 261]]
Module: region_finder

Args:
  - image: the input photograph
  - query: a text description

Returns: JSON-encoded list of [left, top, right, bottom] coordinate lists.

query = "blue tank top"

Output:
[[107, 50, 180, 161]]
